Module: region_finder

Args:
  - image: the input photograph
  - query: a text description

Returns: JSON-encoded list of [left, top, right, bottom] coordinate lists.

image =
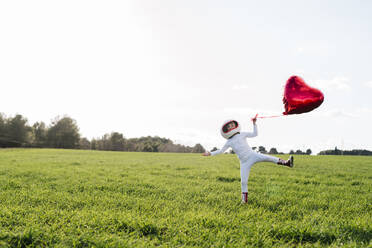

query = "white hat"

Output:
[[220, 120, 241, 139]]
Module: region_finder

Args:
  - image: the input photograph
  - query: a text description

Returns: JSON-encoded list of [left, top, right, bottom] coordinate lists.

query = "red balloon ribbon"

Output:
[[256, 115, 283, 119]]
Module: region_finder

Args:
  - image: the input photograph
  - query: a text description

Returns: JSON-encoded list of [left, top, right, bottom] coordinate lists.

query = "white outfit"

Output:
[[211, 123, 279, 192]]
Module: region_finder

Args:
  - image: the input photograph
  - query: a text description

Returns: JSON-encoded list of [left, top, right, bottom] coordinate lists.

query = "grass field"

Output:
[[0, 149, 371, 247]]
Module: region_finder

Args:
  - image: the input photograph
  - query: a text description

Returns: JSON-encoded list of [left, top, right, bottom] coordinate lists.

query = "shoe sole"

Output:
[[289, 155, 294, 168]]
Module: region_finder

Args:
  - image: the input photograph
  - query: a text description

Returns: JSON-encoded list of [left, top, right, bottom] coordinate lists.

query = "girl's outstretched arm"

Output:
[[203, 142, 230, 156]]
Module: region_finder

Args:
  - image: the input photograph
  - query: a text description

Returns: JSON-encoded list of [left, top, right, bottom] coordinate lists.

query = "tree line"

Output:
[[2, 113, 371, 156], [0, 113, 205, 153], [257, 146, 313, 155], [318, 147, 372, 156]]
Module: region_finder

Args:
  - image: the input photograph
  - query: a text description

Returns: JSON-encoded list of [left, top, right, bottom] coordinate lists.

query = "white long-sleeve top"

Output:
[[210, 124, 257, 162]]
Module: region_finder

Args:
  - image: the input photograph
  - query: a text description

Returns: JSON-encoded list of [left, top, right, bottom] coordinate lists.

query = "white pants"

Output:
[[240, 152, 279, 192]]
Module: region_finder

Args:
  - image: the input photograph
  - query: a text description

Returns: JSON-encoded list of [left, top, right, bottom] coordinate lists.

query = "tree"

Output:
[[334, 146, 342, 155], [192, 143, 205, 153], [258, 146, 267, 154], [32, 122, 47, 147], [91, 139, 97, 150], [142, 141, 155, 152], [211, 147, 218, 152], [0, 113, 10, 147], [79, 137, 91, 150], [100, 133, 111, 150], [109, 132, 125, 151], [289, 150, 295, 154], [158, 141, 176, 153], [6, 114, 31, 147], [0, 113, 5, 134], [306, 149, 312, 155], [295, 149, 303, 155], [269, 148, 278, 154], [47, 116, 80, 149]]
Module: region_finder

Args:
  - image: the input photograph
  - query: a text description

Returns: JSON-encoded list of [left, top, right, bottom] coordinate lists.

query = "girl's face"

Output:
[[227, 122, 236, 130]]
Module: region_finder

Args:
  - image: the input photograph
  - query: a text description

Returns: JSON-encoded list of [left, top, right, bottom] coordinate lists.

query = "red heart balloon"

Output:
[[283, 76, 324, 115]]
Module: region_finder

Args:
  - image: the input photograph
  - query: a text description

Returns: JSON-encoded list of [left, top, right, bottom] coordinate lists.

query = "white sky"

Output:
[[1, 0, 371, 153]]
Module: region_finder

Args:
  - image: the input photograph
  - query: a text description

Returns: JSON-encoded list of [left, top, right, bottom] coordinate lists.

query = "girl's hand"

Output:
[[251, 114, 258, 124], [202, 151, 211, 156]]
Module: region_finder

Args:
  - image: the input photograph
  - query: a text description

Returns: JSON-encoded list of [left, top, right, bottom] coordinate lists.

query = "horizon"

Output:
[[1, 0, 371, 154], [2, 111, 371, 155]]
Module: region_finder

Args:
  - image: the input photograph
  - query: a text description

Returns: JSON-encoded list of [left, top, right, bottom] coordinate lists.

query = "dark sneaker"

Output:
[[288, 155, 294, 168]]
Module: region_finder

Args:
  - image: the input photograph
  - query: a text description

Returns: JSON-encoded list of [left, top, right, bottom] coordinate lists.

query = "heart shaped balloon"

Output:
[[283, 76, 324, 115]]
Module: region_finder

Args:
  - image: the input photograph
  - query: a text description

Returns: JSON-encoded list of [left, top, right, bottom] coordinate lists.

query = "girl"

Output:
[[203, 116, 293, 203]]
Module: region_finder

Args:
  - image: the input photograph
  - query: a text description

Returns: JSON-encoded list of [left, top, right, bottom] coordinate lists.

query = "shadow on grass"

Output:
[[270, 225, 372, 245], [115, 220, 167, 238], [216, 176, 240, 183], [340, 226, 372, 244], [270, 228, 336, 245], [0, 229, 46, 247]]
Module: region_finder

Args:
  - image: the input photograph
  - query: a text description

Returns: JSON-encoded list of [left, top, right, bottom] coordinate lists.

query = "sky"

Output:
[[1, 0, 371, 154]]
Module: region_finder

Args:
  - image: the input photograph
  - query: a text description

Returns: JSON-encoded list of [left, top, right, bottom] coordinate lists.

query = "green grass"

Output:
[[0, 149, 371, 247]]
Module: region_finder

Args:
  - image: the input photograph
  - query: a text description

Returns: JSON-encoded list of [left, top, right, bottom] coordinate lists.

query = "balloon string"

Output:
[[257, 114, 284, 119]]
